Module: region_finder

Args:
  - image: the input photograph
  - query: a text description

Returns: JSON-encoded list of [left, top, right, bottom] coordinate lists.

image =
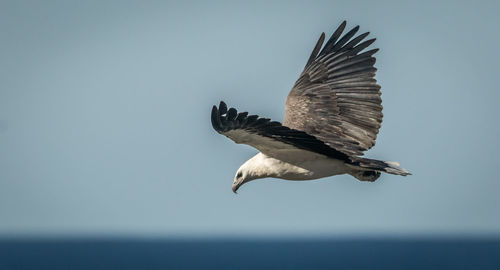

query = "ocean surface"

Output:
[[0, 238, 499, 270]]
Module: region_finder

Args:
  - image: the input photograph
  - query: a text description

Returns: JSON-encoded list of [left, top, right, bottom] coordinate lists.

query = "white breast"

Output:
[[255, 151, 349, 181]]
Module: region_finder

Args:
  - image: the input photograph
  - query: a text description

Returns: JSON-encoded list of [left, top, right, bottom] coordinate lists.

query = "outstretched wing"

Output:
[[284, 21, 383, 157], [211, 101, 349, 161]]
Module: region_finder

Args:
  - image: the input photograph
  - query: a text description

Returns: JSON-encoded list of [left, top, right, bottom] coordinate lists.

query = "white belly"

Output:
[[259, 151, 350, 180]]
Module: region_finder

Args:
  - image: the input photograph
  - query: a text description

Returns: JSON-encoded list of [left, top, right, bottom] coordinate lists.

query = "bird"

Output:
[[211, 21, 410, 193]]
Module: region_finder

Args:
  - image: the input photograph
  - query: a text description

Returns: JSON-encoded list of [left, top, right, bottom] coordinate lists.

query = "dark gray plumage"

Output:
[[284, 21, 382, 157], [211, 101, 350, 161]]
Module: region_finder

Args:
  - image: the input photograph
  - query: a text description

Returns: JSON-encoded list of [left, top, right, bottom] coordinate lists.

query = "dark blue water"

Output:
[[1, 238, 499, 270]]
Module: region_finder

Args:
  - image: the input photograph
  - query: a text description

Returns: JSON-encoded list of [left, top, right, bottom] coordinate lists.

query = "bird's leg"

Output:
[[350, 170, 381, 182]]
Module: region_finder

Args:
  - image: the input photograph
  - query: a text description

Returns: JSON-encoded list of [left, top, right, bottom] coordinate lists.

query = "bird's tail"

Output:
[[348, 157, 411, 176]]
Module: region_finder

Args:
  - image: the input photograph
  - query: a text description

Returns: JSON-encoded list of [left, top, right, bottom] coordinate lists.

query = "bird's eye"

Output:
[[236, 172, 243, 179]]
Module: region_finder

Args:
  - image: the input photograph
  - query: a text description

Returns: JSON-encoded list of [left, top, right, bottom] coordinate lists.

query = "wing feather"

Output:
[[211, 101, 349, 161], [284, 22, 383, 156]]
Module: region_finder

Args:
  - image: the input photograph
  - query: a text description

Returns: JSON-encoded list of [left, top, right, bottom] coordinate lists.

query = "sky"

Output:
[[0, 0, 499, 237]]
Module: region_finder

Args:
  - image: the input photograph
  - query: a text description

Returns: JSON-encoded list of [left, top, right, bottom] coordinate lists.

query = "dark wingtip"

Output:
[[337, 20, 347, 31], [305, 32, 326, 68], [319, 20, 348, 57], [364, 38, 376, 47], [211, 104, 223, 132], [219, 101, 227, 115], [227, 108, 237, 121], [236, 112, 248, 122]]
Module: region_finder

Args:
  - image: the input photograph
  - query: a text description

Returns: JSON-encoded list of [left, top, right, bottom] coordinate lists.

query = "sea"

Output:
[[0, 237, 499, 270]]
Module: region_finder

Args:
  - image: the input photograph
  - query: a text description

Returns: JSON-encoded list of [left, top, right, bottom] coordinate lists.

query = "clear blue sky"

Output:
[[1, 0, 499, 237]]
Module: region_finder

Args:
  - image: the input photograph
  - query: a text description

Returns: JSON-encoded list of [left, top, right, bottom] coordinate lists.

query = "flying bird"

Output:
[[211, 21, 410, 193]]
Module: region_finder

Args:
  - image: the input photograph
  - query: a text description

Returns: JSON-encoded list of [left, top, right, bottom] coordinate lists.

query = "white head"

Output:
[[232, 153, 274, 193]]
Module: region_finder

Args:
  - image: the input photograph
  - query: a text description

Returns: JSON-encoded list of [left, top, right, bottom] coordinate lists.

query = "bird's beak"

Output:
[[232, 178, 245, 194], [232, 182, 240, 194]]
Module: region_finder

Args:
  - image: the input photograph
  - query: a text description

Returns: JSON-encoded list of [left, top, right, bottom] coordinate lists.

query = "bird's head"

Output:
[[232, 169, 245, 193], [232, 166, 254, 194], [232, 155, 268, 193]]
